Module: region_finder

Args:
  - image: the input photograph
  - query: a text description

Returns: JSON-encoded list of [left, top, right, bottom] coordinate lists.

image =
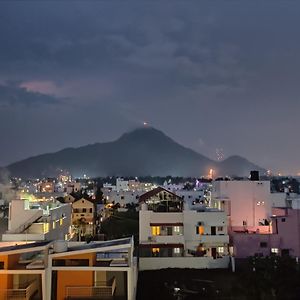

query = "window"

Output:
[[151, 226, 160, 236], [43, 223, 49, 233], [53, 221, 56, 229], [152, 248, 160, 256], [60, 218, 63, 226], [260, 242, 268, 248], [282, 249, 289, 256], [271, 248, 279, 254], [217, 226, 223, 231], [121, 196, 124, 200], [174, 226, 180, 233], [281, 218, 286, 222], [218, 247, 224, 253], [89, 208, 93, 213], [0, 261, 4, 269], [243, 221, 247, 226], [83, 208, 87, 213], [196, 226, 204, 235], [174, 248, 181, 254]]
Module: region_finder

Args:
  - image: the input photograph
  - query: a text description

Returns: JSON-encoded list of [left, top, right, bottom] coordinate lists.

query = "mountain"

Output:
[[5, 127, 265, 178]]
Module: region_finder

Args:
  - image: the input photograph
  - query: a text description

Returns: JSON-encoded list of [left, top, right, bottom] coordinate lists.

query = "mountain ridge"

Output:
[[5, 127, 265, 178]]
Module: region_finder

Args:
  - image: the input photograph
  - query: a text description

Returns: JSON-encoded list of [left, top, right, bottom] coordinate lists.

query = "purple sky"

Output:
[[0, 1, 300, 175]]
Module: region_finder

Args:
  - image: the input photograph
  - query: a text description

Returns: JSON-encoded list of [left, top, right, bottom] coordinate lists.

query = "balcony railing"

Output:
[[66, 277, 116, 299], [1, 280, 38, 300]]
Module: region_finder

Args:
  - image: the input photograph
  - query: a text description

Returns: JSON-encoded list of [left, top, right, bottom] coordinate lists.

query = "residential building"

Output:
[[0, 241, 51, 300], [212, 179, 272, 232], [139, 187, 229, 270], [2, 199, 71, 242], [72, 198, 95, 235], [0, 237, 137, 300]]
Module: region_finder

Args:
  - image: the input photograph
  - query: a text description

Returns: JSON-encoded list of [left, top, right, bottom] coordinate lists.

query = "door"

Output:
[[211, 226, 216, 235]]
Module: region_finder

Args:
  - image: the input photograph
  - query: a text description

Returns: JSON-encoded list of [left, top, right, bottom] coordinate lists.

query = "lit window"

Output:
[[43, 223, 49, 233], [65, 234, 68, 241], [271, 248, 279, 254], [218, 247, 224, 253], [152, 248, 160, 253], [53, 221, 56, 229], [60, 218, 63, 226], [151, 226, 160, 236], [174, 226, 180, 233], [174, 248, 180, 254], [196, 226, 204, 235]]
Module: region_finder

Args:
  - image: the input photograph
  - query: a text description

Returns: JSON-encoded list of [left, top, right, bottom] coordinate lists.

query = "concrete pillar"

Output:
[[127, 269, 133, 300]]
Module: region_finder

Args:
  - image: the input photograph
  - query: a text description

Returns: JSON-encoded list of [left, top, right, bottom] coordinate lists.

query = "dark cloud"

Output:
[[0, 82, 60, 107], [0, 1, 300, 174]]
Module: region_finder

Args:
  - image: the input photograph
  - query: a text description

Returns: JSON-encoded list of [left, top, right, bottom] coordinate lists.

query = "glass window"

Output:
[[174, 226, 180, 233], [174, 248, 180, 254], [260, 242, 267, 248], [271, 248, 279, 254], [218, 247, 224, 253], [151, 226, 160, 236]]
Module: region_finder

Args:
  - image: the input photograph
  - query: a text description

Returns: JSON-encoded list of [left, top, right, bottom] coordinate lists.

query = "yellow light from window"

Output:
[[152, 248, 160, 253], [43, 223, 49, 233], [60, 218, 63, 226], [151, 226, 160, 236], [199, 226, 204, 235]]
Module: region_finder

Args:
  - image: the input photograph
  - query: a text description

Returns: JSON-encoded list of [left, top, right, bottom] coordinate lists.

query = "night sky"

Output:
[[1, 1, 300, 175]]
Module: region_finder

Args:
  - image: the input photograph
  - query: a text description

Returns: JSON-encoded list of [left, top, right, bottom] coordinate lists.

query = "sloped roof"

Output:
[[139, 186, 183, 203], [0, 241, 51, 254]]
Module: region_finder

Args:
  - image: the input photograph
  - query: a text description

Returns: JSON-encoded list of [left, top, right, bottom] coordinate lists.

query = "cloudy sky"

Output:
[[0, 1, 300, 174]]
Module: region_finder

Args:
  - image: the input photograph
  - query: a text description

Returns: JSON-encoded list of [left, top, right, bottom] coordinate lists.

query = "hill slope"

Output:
[[6, 127, 265, 178]]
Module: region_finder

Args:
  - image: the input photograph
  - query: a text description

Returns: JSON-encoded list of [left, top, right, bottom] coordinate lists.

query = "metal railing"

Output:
[[66, 277, 116, 299], [1, 280, 38, 300]]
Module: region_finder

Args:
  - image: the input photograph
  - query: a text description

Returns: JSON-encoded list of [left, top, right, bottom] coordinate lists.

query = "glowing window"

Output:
[[218, 247, 224, 253], [174, 248, 180, 254], [174, 226, 180, 233], [43, 223, 49, 233], [271, 248, 279, 254], [152, 248, 160, 253], [196, 226, 204, 235], [151, 226, 160, 236], [60, 218, 63, 226]]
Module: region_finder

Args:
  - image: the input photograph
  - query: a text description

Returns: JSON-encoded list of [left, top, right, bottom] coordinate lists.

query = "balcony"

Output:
[[139, 256, 230, 271], [66, 277, 116, 299], [198, 234, 229, 244], [144, 235, 184, 244], [1, 280, 39, 300]]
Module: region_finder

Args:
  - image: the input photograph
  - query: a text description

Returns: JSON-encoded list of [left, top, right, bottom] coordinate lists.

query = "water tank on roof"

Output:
[[53, 240, 68, 253], [250, 171, 259, 181]]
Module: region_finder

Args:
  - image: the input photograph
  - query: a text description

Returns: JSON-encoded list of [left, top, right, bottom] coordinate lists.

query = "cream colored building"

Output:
[[72, 198, 95, 235]]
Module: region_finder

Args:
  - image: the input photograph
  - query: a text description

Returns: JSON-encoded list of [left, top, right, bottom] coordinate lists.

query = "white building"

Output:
[[103, 190, 140, 206], [2, 199, 72, 242], [139, 187, 229, 270]]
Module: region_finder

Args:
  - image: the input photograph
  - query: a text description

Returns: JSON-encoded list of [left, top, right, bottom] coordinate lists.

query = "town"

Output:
[[1, 171, 300, 299]]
